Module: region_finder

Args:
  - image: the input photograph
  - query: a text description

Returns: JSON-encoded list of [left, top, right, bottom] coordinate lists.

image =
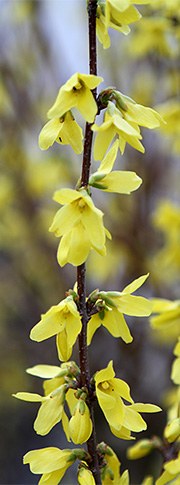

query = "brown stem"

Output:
[[77, 1, 101, 483]]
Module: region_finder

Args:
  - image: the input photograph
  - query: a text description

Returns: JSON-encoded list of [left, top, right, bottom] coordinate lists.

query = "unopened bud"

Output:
[[164, 418, 180, 443], [127, 439, 154, 460]]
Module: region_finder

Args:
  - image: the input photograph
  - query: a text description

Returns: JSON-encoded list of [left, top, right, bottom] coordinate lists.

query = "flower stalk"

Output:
[[77, 0, 101, 483]]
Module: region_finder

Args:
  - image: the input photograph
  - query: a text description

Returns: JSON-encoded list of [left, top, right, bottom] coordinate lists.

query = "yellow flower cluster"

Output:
[[39, 73, 102, 153], [96, 0, 152, 49], [13, 363, 93, 445]]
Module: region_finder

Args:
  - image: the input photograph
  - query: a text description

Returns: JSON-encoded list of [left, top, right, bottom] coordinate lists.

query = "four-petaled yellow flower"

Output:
[[92, 102, 142, 161], [95, 361, 161, 439], [87, 274, 152, 345], [49, 188, 108, 267], [96, 0, 151, 49], [30, 296, 82, 361], [23, 447, 76, 485], [39, 110, 83, 154], [89, 140, 142, 194], [47, 72, 103, 123], [13, 364, 74, 435], [92, 97, 164, 160]]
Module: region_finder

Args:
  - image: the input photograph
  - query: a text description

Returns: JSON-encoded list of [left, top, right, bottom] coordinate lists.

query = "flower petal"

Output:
[[26, 365, 61, 379], [39, 119, 61, 150], [34, 398, 63, 435], [13, 392, 43, 402], [56, 330, 73, 362], [101, 171, 142, 194], [102, 307, 133, 343], [87, 314, 102, 345], [122, 273, 149, 294], [116, 294, 152, 316], [98, 140, 119, 174], [23, 448, 73, 474], [93, 125, 116, 161]]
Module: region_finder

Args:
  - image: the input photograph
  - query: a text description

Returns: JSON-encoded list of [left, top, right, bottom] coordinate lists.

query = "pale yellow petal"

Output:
[[87, 314, 102, 345], [30, 307, 64, 342], [95, 360, 115, 385], [23, 448, 72, 474], [93, 125, 116, 161], [98, 140, 119, 174], [82, 207, 105, 249], [116, 294, 152, 317], [101, 171, 142, 193], [79, 73, 103, 89], [77, 87, 98, 123], [13, 392, 43, 402], [34, 398, 63, 435], [123, 273, 149, 294], [57, 233, 70, 267], [49, 204, 80, 237], [39, 470, 64, 485], [47, 86, 78, 119], [53, 188, 81, 205], [26, 365, 61, 379], [56, 330, 72, 361], [102, 308, 133, 343], [39, 119, 61, 150], [123, 406, 147, 432]]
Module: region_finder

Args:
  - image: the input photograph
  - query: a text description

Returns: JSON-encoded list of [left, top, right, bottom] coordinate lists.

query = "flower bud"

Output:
[[69, 400, 93, 444], [164, 418, 180, 443], [127, 439, 154, 460], [78, 466, 95, 485]]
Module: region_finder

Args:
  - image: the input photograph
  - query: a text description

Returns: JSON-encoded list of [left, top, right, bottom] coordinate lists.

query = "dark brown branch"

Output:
[[77, 1, 101, 483]]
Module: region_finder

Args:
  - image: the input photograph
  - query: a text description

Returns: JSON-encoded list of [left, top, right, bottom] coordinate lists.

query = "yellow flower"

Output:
[[38, 111, 83, 154], [69, 400, 93, 444], [47, 72, 103, 123], [95, 360, 133, 430], [96, 4, 131, 50], [78, 465, 96, 485], [92, 97, 164, 160], [100, 445, 122, 484], [105, 0, 141, 31], [13, 364, 69, 435], [164, 418, 180, 443], [49, 188, 108, 266], [87, 274, 152, 345], [92, 102, 142, 161], [128, 16, 173, 58], [171, 338, 180, 385], [156, 451, 180, 485], [23, 447, 76, 485], [89, 140, 142, 194], [150, 298, 180, 333], [30, 296, 82, 361], [96, 0, 152, 49], [95, 361, 161, 437], [155, 99, 180, 155]]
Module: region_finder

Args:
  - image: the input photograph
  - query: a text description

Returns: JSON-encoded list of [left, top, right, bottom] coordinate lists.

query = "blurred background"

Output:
[[0, 0, 180, 483]]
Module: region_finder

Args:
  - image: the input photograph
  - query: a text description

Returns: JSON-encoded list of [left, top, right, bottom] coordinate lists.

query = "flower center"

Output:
[[78, 199, 86, 211], [102, 381, 110, 390]]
